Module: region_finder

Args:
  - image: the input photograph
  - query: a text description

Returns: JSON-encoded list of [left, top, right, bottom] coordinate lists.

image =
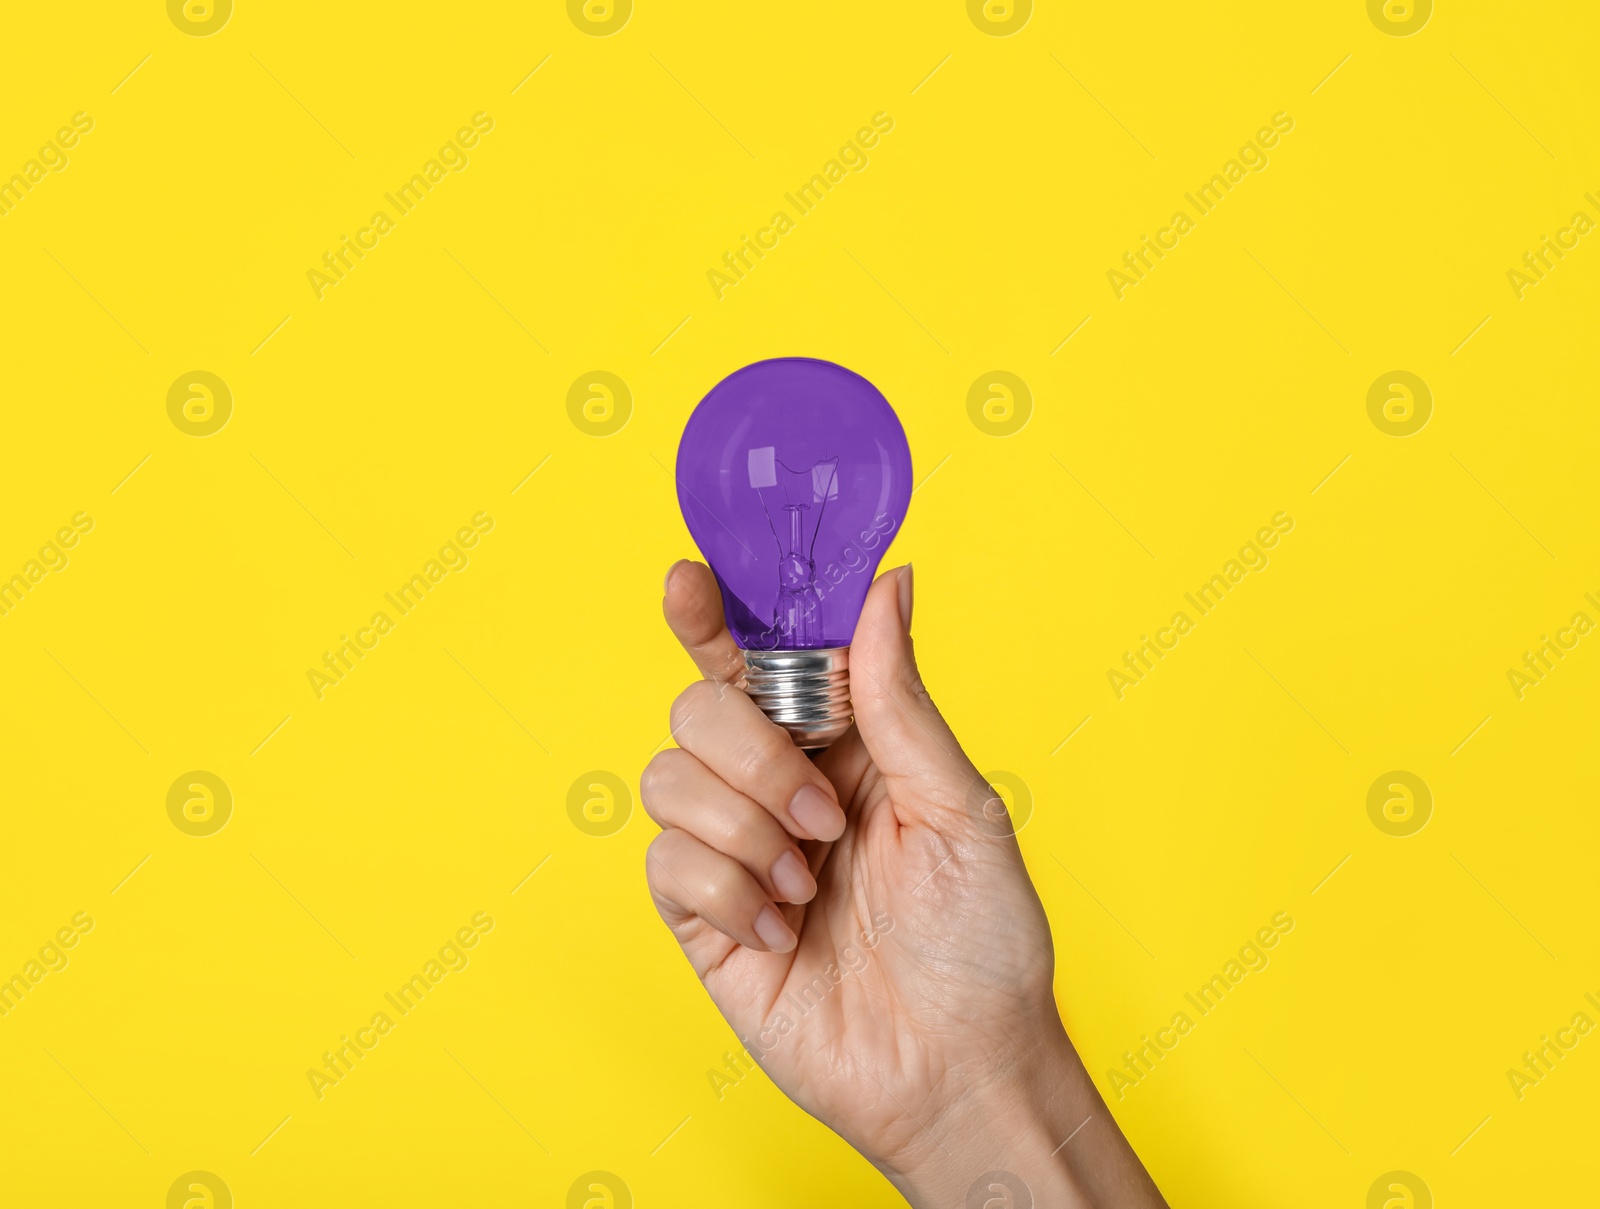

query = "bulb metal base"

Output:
[[741, 647, 853, 751]]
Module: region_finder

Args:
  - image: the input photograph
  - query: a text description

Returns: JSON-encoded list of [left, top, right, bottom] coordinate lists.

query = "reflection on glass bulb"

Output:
[[675, 357, 912, 747]]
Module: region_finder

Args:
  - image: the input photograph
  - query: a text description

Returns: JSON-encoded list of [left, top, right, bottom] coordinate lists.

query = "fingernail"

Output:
[[664, 559, 689, 594], [754, 904, 797, 952], [789, 783, 845, 841], [770, 849, 817, 904], [897, 563, 914, 630]]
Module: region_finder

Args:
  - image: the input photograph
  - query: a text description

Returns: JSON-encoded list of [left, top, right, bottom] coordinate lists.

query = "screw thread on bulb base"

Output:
[[741, 647, 852, 751]]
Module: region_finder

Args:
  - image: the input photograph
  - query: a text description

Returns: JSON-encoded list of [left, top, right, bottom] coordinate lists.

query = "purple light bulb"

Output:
[[676, 357, 913, 749]]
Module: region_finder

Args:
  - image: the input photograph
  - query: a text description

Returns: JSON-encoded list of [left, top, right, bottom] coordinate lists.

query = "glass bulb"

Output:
[[675, 357, 913, 748]]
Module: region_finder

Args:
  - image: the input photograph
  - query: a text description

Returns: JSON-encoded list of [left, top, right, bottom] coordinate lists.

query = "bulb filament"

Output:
[[752, 452, 839, 647]]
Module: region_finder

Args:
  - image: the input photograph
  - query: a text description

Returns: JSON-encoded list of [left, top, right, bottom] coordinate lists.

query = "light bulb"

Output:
[[675, 357, 913, 749]]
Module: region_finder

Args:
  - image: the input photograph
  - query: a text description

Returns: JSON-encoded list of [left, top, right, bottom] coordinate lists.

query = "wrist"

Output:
[[881, 1024, 1099, 1208]]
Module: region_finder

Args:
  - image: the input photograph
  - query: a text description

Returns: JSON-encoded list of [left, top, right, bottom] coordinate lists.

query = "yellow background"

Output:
[[1, 1, 1596, 1204]]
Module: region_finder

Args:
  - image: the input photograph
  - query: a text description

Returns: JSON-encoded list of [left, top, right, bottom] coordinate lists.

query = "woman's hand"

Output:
[[643, 561, 1167, 1207]]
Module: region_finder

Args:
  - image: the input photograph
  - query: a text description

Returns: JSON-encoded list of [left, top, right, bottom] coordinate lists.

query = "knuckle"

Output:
[[639, 749, 686, 811], [896, 641, 936, 702], [732, 724, 789, 785], [715, 805, 762, 854], [700, 865, 747, 913], [730, 742, 767, 786], [645, 842, 683, 917], [669, 679, 716, 736], [644, 829, 676, 875], [708, 801, 771, 859], [715, 648, 748, 687], [898, 662, 928, 700]]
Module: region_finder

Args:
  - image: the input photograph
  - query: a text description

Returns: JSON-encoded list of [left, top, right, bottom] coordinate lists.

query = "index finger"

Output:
[[663, 559, 746, 685]]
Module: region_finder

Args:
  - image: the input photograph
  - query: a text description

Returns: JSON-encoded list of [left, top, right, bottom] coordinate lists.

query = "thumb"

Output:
[[848, 565, 983, 807]]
